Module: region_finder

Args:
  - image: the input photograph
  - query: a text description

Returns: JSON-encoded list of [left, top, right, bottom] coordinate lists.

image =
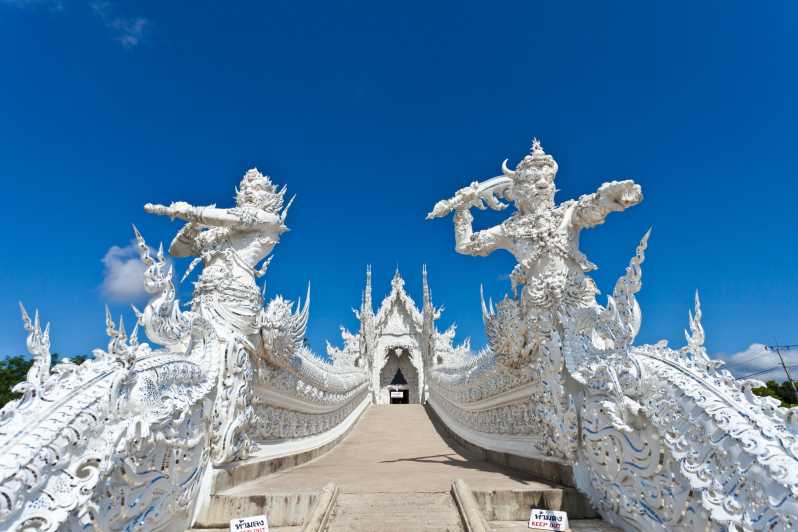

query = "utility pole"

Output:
[[766, 344, 798, 400]]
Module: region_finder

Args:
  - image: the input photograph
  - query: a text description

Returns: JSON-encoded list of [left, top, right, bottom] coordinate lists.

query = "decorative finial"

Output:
[[391, 266, 404, 289], [531, 137, 544, 156]]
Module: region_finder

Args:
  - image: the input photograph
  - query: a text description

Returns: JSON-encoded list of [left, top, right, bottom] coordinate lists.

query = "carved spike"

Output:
[[254, 255, 273, 278], [480, 285, 491, 324], [105, 305, 115, 337], [685, 290, 705, 348], [131, 304, 143, 321], [280, 194, 296, 223], [33, 310, 41, 337], [693, 290, 702, 323], [132, 225, 155, 267], [302, 282, 311, 316], [19, 301, 32, 333], [157, 242, 164, 262], [117, 315, 127, 342], [130, 322, 139, 346], [181, 257, 203, 283]]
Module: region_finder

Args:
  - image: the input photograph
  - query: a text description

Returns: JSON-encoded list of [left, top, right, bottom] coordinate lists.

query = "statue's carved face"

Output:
[[235, 169, 285, 213], [513, 166, 556, 213], [236, 186, 271, 209]]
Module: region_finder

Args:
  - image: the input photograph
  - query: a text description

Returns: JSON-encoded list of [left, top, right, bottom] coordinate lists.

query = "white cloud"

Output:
[[90, 1, 148, 48], [3, 0, 148, 48], [100, 241, 149, 302], [717, 343, 798, 382], [1, 0, 64, 10]]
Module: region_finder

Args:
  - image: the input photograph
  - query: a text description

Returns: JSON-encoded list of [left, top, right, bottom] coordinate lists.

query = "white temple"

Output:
[[2, 140, 797, 531], [326, 266, 464, 406]]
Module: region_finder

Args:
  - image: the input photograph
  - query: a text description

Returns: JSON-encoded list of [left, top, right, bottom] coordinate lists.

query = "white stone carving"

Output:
[[427, 139, 798, 531], [0, 169, 369, 531], [2, 146, 796, 532]]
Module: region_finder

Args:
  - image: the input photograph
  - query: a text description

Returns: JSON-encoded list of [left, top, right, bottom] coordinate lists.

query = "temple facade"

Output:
[[327, 266, 468, 405]]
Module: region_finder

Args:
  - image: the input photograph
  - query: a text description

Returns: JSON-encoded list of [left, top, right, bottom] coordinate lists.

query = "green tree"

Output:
[[0, 354, 87, 408], [751, 379, 798, 408]]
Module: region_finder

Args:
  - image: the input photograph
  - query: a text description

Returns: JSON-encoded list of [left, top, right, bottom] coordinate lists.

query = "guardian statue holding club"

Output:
[[428, 139, 643, 365]]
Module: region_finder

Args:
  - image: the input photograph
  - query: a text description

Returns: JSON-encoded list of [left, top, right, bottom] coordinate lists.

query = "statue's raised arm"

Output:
[[144, 201, 287, 230], [144, 168, 292, 259], [426, 169, 515, 258], [570, 179, 642, 229]]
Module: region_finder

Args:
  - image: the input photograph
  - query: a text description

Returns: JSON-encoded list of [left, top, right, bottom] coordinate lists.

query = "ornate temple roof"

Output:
[[373, 269, 424, 335]]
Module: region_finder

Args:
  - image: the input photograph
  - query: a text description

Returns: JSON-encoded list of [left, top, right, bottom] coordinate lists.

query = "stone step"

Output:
[[491, 519, 621, 531], [189, 528, 302, 532], [193, 492, 318, 529], [472, 487, 598, 521], [325, 492, 465, 532]]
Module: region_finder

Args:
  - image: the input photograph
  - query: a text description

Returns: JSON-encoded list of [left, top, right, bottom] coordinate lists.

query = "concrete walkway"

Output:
[[225, 405, 556, 496]]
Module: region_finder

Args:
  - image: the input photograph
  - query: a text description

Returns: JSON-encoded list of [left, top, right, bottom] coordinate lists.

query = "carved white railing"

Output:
[[427, 231, 798, 530], [0, 171, 369, 531]]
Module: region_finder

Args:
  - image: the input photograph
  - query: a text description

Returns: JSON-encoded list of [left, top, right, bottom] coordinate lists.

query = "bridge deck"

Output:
[[224, 404, 558, 495]]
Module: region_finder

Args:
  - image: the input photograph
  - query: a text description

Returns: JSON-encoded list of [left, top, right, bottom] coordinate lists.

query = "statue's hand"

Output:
[[144, 201, 196, 220], [457, 182, 484, 210], [169, 201, 194, 216], [598, 180, 642, 210], [427, 181, 483, 219]]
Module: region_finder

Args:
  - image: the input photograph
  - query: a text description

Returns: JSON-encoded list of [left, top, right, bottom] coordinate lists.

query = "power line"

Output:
[[738, 363, 798, 380], [725, 350, 775, 370], [726, 344, 798, 371]]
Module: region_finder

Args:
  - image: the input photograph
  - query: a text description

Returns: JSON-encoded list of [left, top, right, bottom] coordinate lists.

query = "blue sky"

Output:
[[1, 1, 797, 380]]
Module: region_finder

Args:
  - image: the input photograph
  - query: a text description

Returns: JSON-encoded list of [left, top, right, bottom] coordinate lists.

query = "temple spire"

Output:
[[363, 264, 373, 315], [422, 264, 432, 310]]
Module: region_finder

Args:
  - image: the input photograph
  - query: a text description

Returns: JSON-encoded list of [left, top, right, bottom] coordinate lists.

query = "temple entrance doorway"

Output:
[[388, 369, 410, 404], [378, 347, 420, 404]]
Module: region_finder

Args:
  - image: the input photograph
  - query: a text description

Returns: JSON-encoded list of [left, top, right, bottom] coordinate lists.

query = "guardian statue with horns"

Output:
[[428, 139, 642, 366]]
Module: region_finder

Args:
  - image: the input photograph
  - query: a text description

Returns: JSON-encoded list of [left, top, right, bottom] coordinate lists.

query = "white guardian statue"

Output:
[[427, 138, 798, 531]]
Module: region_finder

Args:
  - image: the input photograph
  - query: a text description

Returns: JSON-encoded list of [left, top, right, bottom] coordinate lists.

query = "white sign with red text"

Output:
[[229, 514, 269, 532], [528, 509, 569, 530]]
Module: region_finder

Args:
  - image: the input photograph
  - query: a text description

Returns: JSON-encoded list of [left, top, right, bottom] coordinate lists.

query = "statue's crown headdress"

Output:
[[236, 168, 286, 213], [502, 138, 558, 182]]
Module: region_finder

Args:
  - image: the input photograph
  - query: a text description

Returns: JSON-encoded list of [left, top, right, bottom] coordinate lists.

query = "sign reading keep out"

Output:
[[229, 514, 269, 532], [528, 509, 569, 530]]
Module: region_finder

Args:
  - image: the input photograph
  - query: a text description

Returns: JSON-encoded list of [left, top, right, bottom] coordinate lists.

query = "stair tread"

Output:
[[326, 492, 465, 531]]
